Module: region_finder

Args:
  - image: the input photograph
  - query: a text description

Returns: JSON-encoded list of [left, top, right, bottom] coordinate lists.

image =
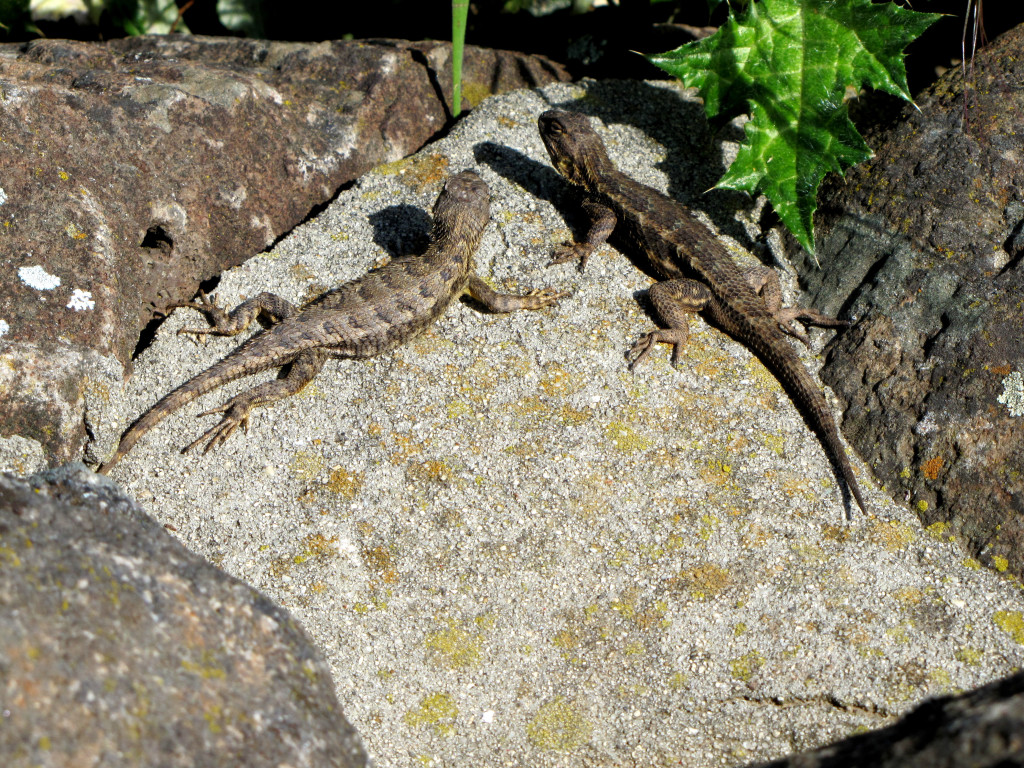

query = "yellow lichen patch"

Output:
[[741, 523, 770, 548], [526, 697, 593, 751], [457, 359, 500, 400], [379, 153, 450, 192], [446, 400, 471, 419], [745, 357, 780, 391], [925, 521, 952, 541], [677, 562, 731, 600], [791, 540, 825, 562], [362, 545, 398, 583], [326, 466, 363, 499], [922, 456, 943, 480], [885, 624, 911, 644], [404, 692, 458, 737], [425, 620, 483, 670], [64, 222, 88, 239], [700, 459, 734, 489], [389, 432, 425, 464], [557, 404, 592, 426], [955, 646, 983, 665], [892, 587, 923, 606], [461, 83, 492, 109], [993, 611, 1024, 645], [300, 533, 338, 562], [992, 556, 1009, 572], [408, 459, 457, 486], [762, 433, 786, 456], [728, 650, 765, 681], [289, 450, 323, 481], [868, 520, 915, 552], [604, 420, 652, 453], [697, 513, 721, 541], [821, 523, 851, 543], [539, 363, 585, 398], [180, 653, 226, 680], [928, 668, 953, 691]]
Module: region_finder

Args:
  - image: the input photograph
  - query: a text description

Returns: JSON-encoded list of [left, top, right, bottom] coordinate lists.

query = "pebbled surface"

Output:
[[89, 81, 1024, 768]]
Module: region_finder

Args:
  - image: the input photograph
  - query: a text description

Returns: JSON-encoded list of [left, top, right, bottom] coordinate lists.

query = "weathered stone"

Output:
[[0, 35, 569, 461], [750, 671, 1024, 767], [0, 464, 367, 768], [789, 23, 1024, 577]]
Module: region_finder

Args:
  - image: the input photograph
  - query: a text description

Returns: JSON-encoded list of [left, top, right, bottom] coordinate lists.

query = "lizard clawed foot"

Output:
[[524, 287, 570, 309], [548, 242, 593, 272], [182, 399, 252, 455], [170, 291, 232, 337], [627, 328, 690, 370], [775, 308, 849, 347]]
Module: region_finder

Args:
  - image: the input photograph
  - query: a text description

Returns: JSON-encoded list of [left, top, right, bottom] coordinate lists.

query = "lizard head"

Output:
[[431, 170, 491, 245], [538, 110, 613, 190]]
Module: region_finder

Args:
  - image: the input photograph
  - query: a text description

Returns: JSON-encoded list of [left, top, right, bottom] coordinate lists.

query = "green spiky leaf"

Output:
[[648, 0, 940, 255]]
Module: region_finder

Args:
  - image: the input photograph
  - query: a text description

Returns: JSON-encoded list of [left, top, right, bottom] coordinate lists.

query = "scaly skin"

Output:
[[98, 170, 562, 474], [538, 110, 867, 515]]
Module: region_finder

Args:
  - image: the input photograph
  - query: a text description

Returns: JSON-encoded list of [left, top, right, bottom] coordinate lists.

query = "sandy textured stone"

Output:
[[94, 80, 1024, 767]]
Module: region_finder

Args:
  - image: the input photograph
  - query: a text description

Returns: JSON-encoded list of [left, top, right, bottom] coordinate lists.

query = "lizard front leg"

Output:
[[170, 291, 301, 338], [549, 198, 617, 271], [743, 266, 848, 346], [627, 278, 711, 369], [464, 275, 565, 312], [183, 349, 327, 454]]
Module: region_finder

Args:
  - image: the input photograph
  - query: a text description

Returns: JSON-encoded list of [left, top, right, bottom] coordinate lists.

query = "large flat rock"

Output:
[[89, 80, 1024, 767]]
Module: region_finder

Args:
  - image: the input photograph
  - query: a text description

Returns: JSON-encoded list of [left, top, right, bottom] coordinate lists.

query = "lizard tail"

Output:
[[97, 345, 293, 475], [753, 331, 868, 516]]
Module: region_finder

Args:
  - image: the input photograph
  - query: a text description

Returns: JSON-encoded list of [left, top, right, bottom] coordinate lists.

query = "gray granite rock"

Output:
[[0, 464, 366, 768], [91, 79, 1024, 768]]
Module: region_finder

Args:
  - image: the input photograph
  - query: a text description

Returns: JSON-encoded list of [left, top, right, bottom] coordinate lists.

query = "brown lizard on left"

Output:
[[538, 109, 868, 515], [98, 170, 561, 474]]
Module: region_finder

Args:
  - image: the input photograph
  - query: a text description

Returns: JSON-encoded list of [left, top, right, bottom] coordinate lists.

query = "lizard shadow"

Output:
[[368, 204, 433, 259]]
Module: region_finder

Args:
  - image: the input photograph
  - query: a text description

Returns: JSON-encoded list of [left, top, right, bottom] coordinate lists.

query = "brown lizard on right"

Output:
[[538, 109, 868, 515], [98, 170, 561, 474]]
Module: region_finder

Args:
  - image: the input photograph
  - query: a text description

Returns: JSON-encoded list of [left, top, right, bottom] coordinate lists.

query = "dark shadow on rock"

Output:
[[368, 204, 433, 260]]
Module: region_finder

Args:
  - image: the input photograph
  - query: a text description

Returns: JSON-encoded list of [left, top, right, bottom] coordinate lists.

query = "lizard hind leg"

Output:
[[183, 349, 328, 455], [628, 278, 710, 369], [742, 266, 848, 346], [171, 291, 301, 339]]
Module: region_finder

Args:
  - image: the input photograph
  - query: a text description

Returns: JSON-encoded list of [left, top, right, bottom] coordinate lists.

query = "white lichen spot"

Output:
[[66, 289, 95, 311], [18, 265, 61, 290], [0, 319, 8, 337], [0, 186, 6, 206], [481, 710, 495, 724], [913, 411, 939, 436], [997, 371, 1024, 417]]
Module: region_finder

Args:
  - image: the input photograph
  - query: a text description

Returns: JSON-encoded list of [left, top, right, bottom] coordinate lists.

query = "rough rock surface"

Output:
[[788, 24, 1024, 578], [751, 671, 1024, 768], [0, 35, 569, 462], [0, 464, 366, 768], [87, 80, 1024, 768]]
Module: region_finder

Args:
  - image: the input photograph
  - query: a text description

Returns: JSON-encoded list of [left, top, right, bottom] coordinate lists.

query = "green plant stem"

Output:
[[451, 0, 469, 118]]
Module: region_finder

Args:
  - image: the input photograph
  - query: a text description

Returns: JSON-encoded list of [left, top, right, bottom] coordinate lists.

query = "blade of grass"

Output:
[[452, 0, 469, 118]]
